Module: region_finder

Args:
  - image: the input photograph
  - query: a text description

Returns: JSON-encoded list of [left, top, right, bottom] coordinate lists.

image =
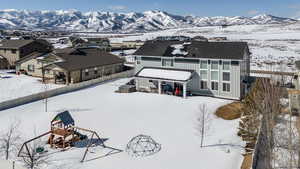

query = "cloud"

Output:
[[247, 10, 259, 15], [108, 5, 127, 11]]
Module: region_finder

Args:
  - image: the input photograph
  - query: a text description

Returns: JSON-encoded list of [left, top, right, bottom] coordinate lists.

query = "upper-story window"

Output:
[[162, 59, 174, 67], [222, 61, 230, 70], [200, 60, 208, 69], [11, 49, 17, 54], [211, 60, 219, 70]]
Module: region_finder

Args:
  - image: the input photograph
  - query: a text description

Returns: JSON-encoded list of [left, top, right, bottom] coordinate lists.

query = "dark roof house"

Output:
[[51, 48, 124, 71], [134, 40, 250, 60]]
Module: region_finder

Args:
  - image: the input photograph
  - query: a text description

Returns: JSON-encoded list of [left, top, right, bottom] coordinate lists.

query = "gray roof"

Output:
[[52, 111, 75, 126], [52, 48, 124, 71], [296, 60, 300, 70], [134, 40, 250, 60], [0, 40, 34, 49]]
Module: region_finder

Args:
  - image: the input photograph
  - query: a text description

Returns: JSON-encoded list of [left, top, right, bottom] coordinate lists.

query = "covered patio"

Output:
[[135, 67, 194, 98]]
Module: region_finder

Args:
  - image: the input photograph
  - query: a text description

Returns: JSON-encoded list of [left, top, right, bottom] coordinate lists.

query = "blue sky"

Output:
[[1, 0, 300, 18]]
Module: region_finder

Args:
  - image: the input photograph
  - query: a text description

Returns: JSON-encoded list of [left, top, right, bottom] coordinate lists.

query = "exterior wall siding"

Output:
[[0, 49, 20, 66], [19, 58, 55, 79], [134, 55, 243, 100], [81, 63, 123, 82]]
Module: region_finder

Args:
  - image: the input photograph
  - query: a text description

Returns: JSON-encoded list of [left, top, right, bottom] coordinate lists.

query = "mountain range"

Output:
[[0, 9, 298, 33]]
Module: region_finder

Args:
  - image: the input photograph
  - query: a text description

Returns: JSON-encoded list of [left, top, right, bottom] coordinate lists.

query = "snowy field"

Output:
[[0, 70, 63, 102], [110, 23, 300, 72], [0, 78, 244, 169]]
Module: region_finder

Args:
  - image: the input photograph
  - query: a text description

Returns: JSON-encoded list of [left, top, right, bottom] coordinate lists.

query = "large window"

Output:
[[211, 82, 218, 91], [200, 60, 208, 69], [162, 59, 174, 67], [200, 70, 208, 80], [222, 72, 230, 81], [211, 71, 219, 81], [223, 83, 230, 92], [211, 60, 219, 70], [222, 61, 230, 70]]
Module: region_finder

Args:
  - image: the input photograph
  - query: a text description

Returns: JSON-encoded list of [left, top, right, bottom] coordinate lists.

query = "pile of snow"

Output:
[[0, 78, 244, 169], [138, 68, 192, 81]]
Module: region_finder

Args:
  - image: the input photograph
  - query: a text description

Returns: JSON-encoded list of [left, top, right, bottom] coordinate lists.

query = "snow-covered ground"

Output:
[[0, 70, 63, 102], [0, 78, 244, 169], [108, 23, 300, 72]]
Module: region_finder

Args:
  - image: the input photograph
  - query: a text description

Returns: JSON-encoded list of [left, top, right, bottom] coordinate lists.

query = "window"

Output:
[[200, 70, 208, 80], [85, 69, 89, 76], [211, 61, 219, 70], [211, 82, 218, 91], [11, 49, 17, 54], [222, 72, 230, 81], [223, 83, 230, 92], [162, 59, 174, 67], [45, 70, 50, 74], [223, 61, 230, 70], [200, 80, 208, 89], [200, 60, 208, 69], [27, 65, 34, 72], [94, 68, 98, 74], [211, 71, 219, 81], [136, 57, 141, 64]]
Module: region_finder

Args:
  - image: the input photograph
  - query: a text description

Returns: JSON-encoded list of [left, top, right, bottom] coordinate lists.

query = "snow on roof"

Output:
[[171, 44, 188, 55], [137, 68, 193, 81]]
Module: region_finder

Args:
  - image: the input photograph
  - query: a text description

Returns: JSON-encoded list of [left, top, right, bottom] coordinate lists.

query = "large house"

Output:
[[133, 40, 251, 100], [16, 47, 125, 84], [0, 39, 52, 68]]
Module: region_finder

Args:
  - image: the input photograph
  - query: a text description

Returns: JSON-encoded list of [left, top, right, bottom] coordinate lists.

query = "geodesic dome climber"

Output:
[[126, 135, 161, 157]]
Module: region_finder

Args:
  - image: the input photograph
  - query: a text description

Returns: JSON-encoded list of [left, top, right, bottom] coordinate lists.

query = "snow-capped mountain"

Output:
[[0, 9, 297, 32]]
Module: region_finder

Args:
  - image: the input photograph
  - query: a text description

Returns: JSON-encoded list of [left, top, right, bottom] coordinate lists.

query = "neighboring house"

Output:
[[122, 40, 145, 49], [192, 36, 208, 42], [70, 37, 110, 49], [289, 61, 300, 113], [0, 39, 52, 68], [110, 40, 144, 50], [133, 40, 251, 100], [16, 47, 125, 84], [209, 37, 228, 41]]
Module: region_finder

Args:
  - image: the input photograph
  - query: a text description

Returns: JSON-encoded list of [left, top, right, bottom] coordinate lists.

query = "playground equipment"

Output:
[[18, 111, 122, 162], [126, 134, 161, 157]]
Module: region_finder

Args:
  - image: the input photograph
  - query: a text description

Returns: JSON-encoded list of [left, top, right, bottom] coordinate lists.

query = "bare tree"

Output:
[[196, 104, 211, 148], [19, 139, 51, 169], [0, 119, 21, 160]]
